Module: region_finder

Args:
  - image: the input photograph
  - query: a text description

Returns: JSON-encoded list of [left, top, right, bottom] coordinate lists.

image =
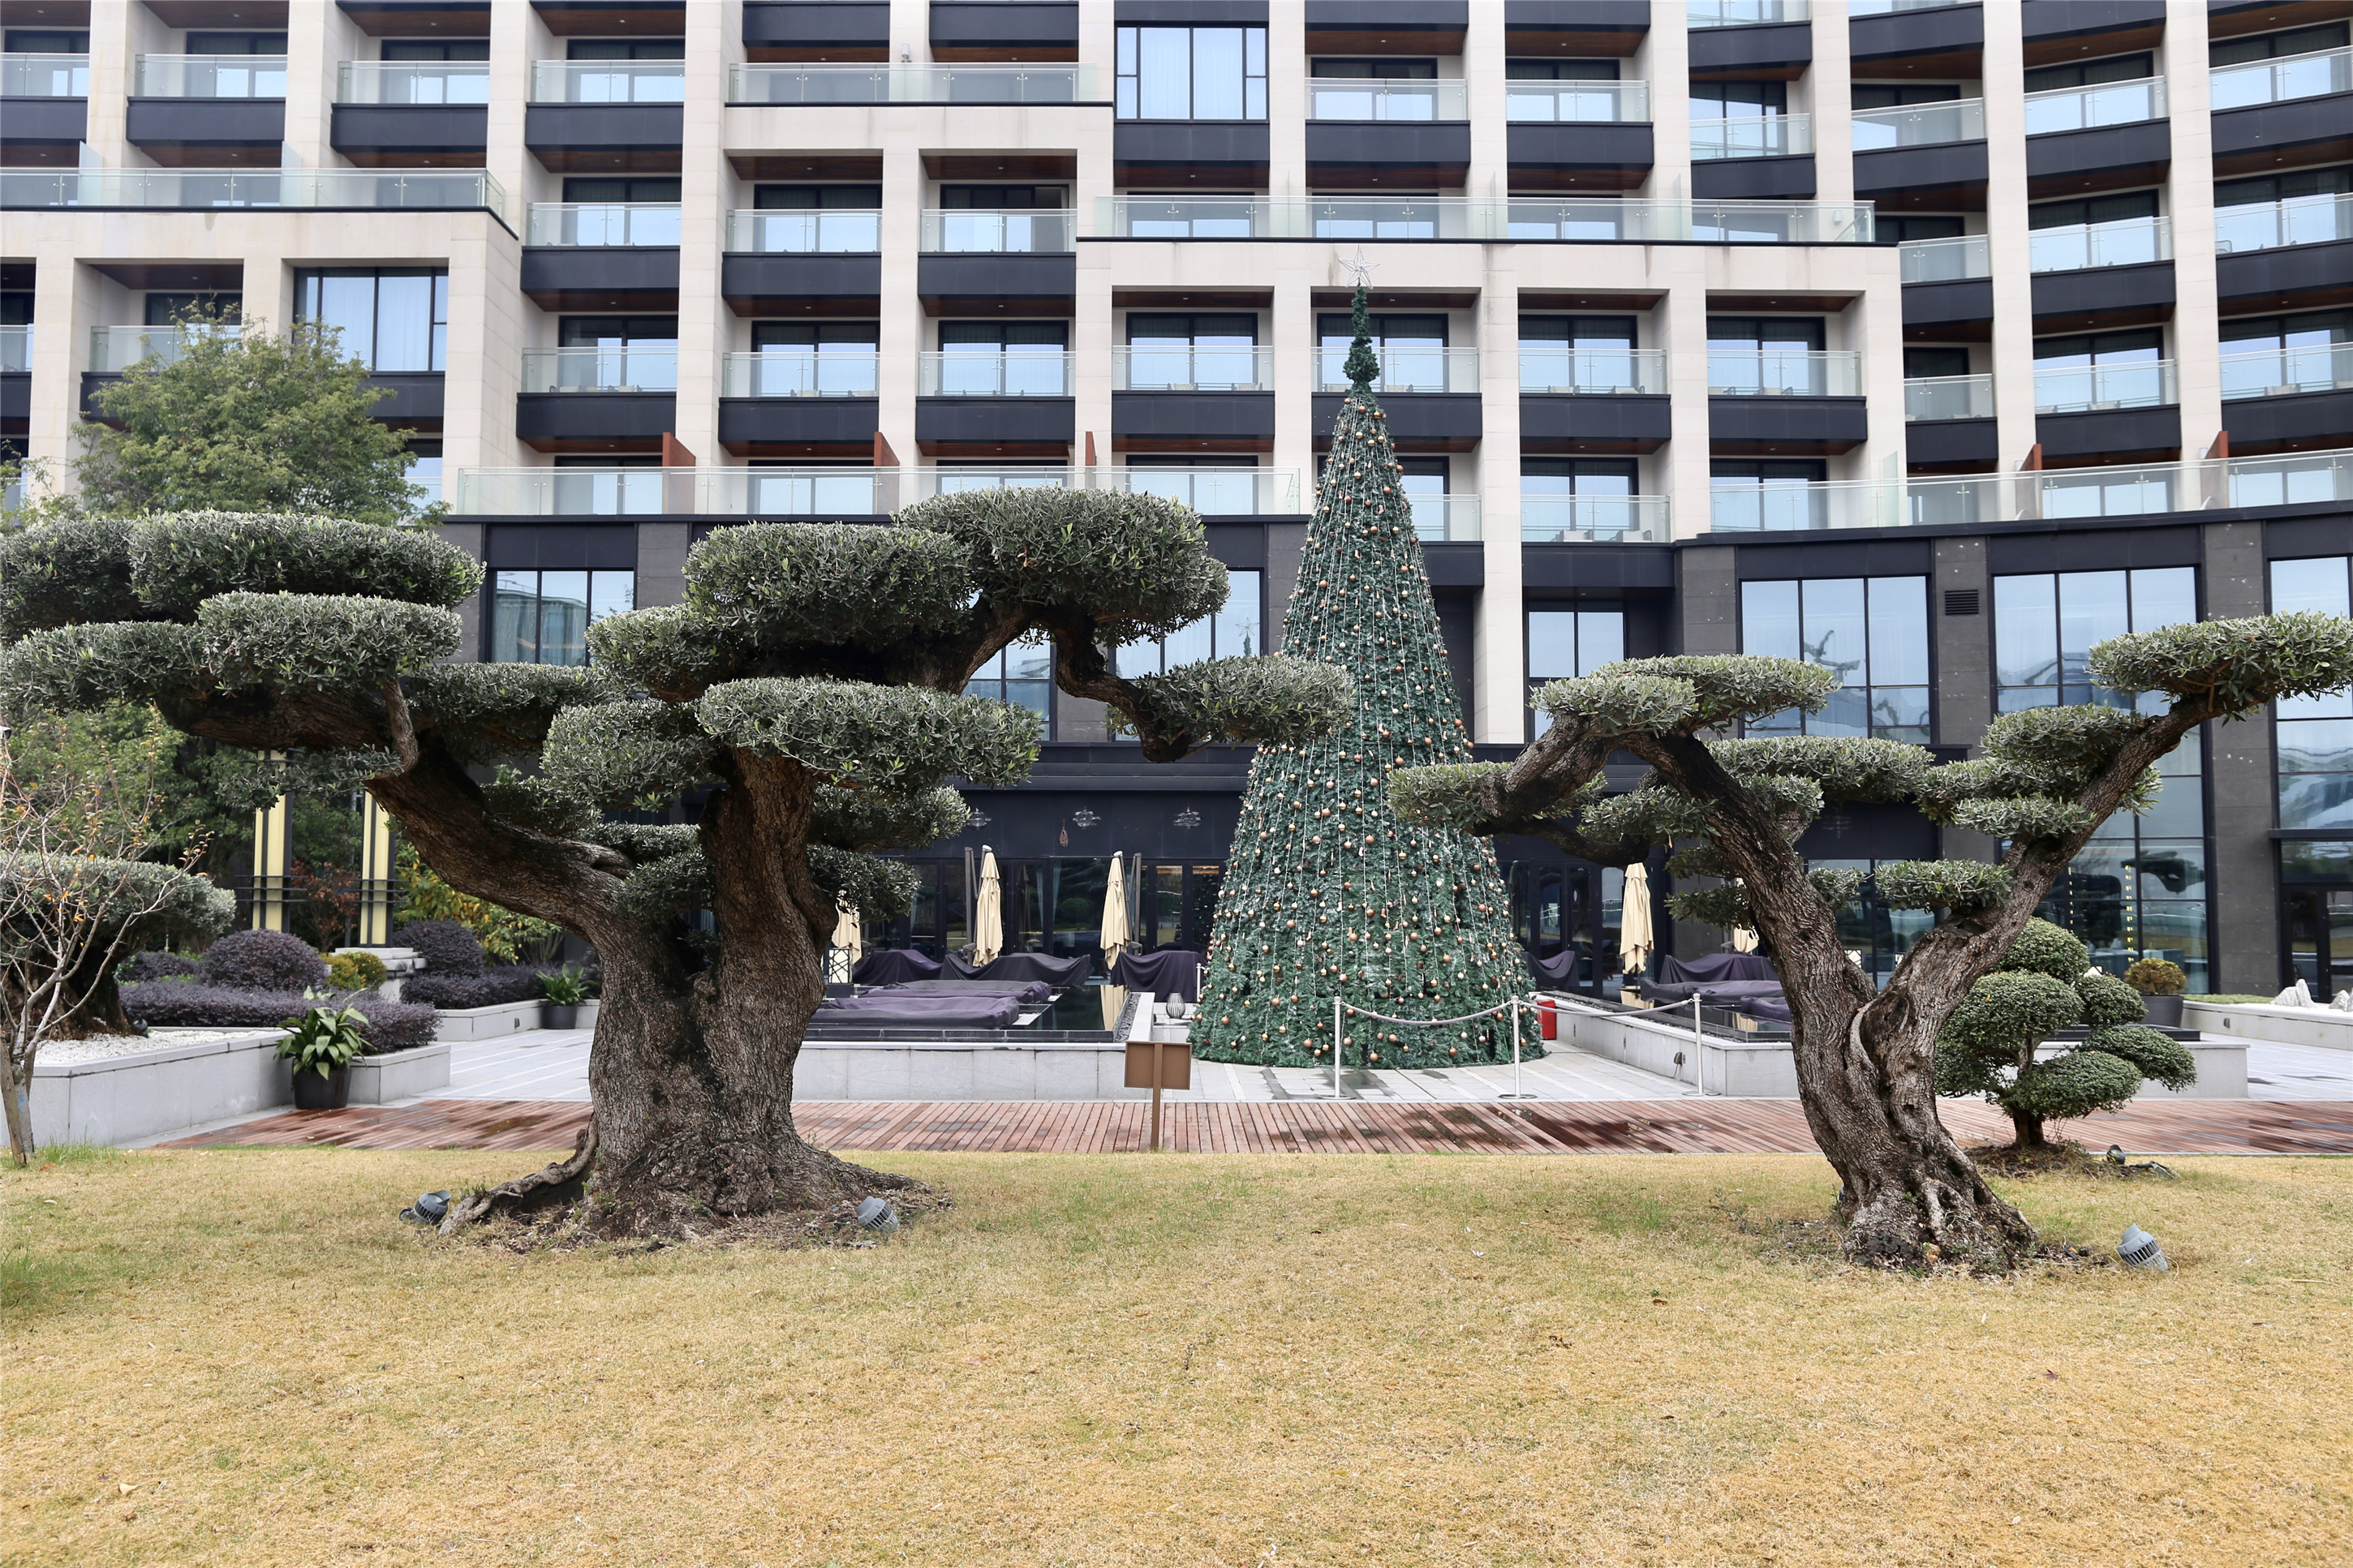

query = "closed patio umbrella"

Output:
[[1727, 879, 1759, 952], [973, 846, 1004, 968], [828, 896, 862, 984], [1620, 862, 1654, 976], [1099, 854, 1130, 969]]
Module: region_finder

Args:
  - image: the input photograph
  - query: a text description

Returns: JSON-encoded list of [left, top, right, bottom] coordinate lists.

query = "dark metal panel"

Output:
[[2023, 118, 2170, 194], [721, 252, 883, 314], [716, 396, 880, 456], [0, 372, 28, 430], [1688, 19, 1811, 75], [946, 782, 1244, 861], [914, 396, 1076, 446], [2036, 404, 2183, 463], [523, 246, 681, 311], [2021, 0, 2166, 40], [365, 372, 445, 429], [485, 524, 637, 570], [2029, 257, 2174, 331], [523, 103, 684, 153], [0, 96, 88, 147], [338, 2, 495, 35], [1115, 0, 1267, 18], [1688, 154, 1815, 200], [1521, 544, 1676, 591], [1902, 277, 1995, 335], [915, 252, 1077, 314], [1906, 417, 1998, 469], [329, 103, 487, 157], [1305, 0, 1467, 49], [1850, 1, 1981, 62], [1203, 523, 1266, 568], [742, 0, 891, 51], [1110, 390, 1276, 443], [1419, 541, 1485, 587], [1505, 121, 1653, 190], [1795, 802, 1938, 860], [1707, 396, 1869, 453], [1986, 522, 2204, 574], [1112, 120, 1271, 183], [1303, 120, 1471, 187], [514, 391, 678, 447], [2212, 90, 2353, 176], [1735, 538, 1935, 578], [1852, 139, 1985, 203], [931, 2, 1079, 51], [124, 97, 285, 150], [1518, 393, 1671, 454], [2217, 389, 2353, 457], [2265, 510, 2353, 556], [2216, 236, 2353, 314], [1503, 0, 1650, 54], [1310, 392, 1481, 450]]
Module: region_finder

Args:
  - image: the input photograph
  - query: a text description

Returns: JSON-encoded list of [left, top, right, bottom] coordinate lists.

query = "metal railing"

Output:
[[0, 166, 509, 219], [455, 466, 686, 516], [1518, 349, 1666, 395], [2029, 214, 2172, 273], [2214, 193, 2353, 253], [1521, 495, 1671, 543], [1314, 345, 1480, 394], [1904, 372, 1993, 421], [2209, 44, 2351, 110], [2219, 342, 2353, 400], [136, 54, 286, 97], [0, 324, 29, 372], [336, 60, 491, 104], [1095, 195, 1874, 243], [920, 208, 1073, 252], [725, 208, 882, 252], [1688, 0, 1806, 24], [721, 350, 880, 398], [1, 53, 88, 97], [1690, 113, 1811, 160], [729, 62, 1097, 104], [1852, 97, 1985, 150], [1707, 350, 1862, 397], [1108, 467, 1300, 515], [917, 350, 1073, 397], [527, 202, 680, 247], [530, 60, 685, 103], [1113, 344, 1273, 392], [520, 346, 678, 393], [1706, 448, 2353, 532], [1406, 495, 1482, 541], [1307, 79, 1469, 120], [88, 324, 241, 372], [449, 465, 1303, 518], [2023, 75, 2166, 135], [2034, 359, 2178, 413], [1899, 233, 1991, 282], [1504, 80, 1650, 122]]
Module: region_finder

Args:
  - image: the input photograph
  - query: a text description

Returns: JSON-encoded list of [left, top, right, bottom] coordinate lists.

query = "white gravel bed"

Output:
[[39, 1029, 283, 1064]]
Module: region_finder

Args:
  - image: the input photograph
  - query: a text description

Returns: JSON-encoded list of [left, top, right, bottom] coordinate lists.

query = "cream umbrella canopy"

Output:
[[828, 896, 862, 984], [973, 847, 1004, 968], [1099, 854, 1131, 970], [1727, 879, 1760, 952], [1618, 862, 1654, 976]]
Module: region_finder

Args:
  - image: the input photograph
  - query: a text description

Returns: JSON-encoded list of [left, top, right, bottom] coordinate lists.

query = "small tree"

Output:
[[1935, 917, 2195, 1149], [1388, 619, 2353, 1267], [0, 502, 1346, 1230]]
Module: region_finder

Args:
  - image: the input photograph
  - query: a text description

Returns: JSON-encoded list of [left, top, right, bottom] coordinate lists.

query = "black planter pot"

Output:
[[2140, 994, 2184, 1028], [291, 1065, 352, 1110], [543, 1003, 580, 1029]]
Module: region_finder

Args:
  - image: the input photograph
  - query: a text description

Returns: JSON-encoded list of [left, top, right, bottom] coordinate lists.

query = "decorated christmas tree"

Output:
[[1191, 284, 1527, 1069]]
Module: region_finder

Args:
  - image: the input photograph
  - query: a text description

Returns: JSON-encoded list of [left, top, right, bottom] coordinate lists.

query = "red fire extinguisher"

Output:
[[1538, 999, 1559, 1041]]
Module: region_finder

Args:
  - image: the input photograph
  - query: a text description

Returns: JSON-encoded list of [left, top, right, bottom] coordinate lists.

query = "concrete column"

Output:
[[1931, 536, 2002, 861], [282, 0, 342, 171], [1980, 2, 2038, 468], [1805, 2, 1854, 207], [24, 249, 92, 483], [1657, 251, 1714, 539], [440, 216, 525, 475], [636, 522, 695, 609], [80, 0, 136, 166], [1270, 263, 1315, 519], [1639, 14, 1691, 196], [2162, 0, 2222, 460], [1473, 256, 1521, 743], [876, 142, 927, 469], [485, 4, 540, 228], [1461, 0, 1508, 204], [2205, 520, 2282, 992], [1266, 0, 1306, 199], [669, 0, 730, 465], [1073, 240, 1115, 475], [1850, 261, 1909, 485]]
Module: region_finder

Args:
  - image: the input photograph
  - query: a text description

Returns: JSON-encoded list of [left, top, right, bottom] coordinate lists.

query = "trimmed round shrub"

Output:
[[2124, 957, 2187, 997], [399, 918, 484, 975], [199, 930, 330, 994], [345, 991, 437, 1055], [122, 950, 200, 985], [2076, 971, 2149, 1029], [402, 965, 547, 1011], [122, 983, 308, 1030], [325, 950, 389, 991], [2001, 917, 2091, 984]]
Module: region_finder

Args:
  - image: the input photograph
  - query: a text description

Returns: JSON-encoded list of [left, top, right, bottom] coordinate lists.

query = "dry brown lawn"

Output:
[[4, 1145, 2349, 1567]]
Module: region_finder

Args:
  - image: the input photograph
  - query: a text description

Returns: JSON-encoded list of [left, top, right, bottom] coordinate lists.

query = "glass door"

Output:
[[2285, 887, 2353, 996]]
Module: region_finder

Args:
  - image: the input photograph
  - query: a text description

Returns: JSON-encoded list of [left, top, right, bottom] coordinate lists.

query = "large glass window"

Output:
[[1690, 80, 1787, 118], [2028, 190, 2159, 230], [1115, 569, 1263, 680], [1811, 857, 1937, 988], [966, 634, 1054, 732], [751, 320, 878, 396], [1740, 576, 1931, 742], [1526, 604, 1626, 738], [2216, 164, 2351, 211], [1520, 315, 1638, 392], [2211, 20, 2349, 65], [382, 38, 489, 62], [491, 570, 634, 665], [1992, 566, 2196, 711], [2220, 309, 2352, 397], [1116, 25, 1267, 120], [2023, 51, 2153, 92], [296, 269, 449, 372], [2273, 555, 2353, 831]]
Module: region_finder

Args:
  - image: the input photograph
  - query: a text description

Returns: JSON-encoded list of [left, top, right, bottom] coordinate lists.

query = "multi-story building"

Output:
[[4, 0, 2350, 994]]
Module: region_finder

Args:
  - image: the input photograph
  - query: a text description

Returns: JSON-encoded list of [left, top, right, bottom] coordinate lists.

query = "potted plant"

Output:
[[540, 965, 596, 1030], [278, 1005, 370, 1110], [2125, 958, 2188, 1028]]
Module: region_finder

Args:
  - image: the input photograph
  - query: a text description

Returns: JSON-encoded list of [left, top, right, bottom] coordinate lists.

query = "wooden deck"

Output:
[[157, 1097, 2353, 1157]]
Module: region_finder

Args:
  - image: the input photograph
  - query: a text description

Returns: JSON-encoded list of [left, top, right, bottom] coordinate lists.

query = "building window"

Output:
[[562, 176, 680, 203], [567, 38, 684, 60], [382, 38, 488, 62], [296, 269, 448, 372], [1992, 567, 2196, 711], [492, 570, 634, 666], [404, 440, 442, 507], [1810, 857, 1937, 987], [1114, 570, 1263, 679], [145, 290, 239, 325], [2273, 555, 2353, 831], [2217, 165, 2351, 212], [1520, 315, 1639, 392], [2221, 309, 2352, 397], [1526, 604, 1626, 738], [1852, 83, 1961, 110], [1116, 25, 1267, 120], [2023, 51, 2153, 92], [1740, 576, 1931, 742], [1878, 214, 1967, 243], [1690, 80, 1788, 118], [2028, 190, 2159, 230], [1507, 59, 1619, 82], [2032, 327, 2168, 411], [967, 634, 1054, 733]]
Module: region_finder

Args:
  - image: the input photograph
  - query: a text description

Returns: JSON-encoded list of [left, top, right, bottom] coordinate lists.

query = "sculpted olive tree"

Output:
[[1388, 620, 2353, 1267], [0, 498, 1347, 1232]]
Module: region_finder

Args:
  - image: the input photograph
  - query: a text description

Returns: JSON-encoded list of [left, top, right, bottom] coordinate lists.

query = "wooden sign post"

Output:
[[1124, 1033, 1192, 1153]]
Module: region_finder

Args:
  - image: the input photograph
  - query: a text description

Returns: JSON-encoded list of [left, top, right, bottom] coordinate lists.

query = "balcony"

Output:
[[0, 166, 511, 220], [1905, 374, 1996, 470], [1688, 4, 1813, 75], [2210, 44, 2351, 110], [527, 62, 682, 172], [1708, 350, 1860, 397], [922, 209, 1073, 252], [2215, 195, 2353, 315], [527, 202, 681, 247], [722, 351, 880, 398], [1312, 348, 1481, 450], [1308, 79, 1469, 121], [1849, 1, 1983, 79], [515, 347, 677, 453], [1852, 97, 1987, 206], [1504, 82, 1654, 189], [722, 209, 883, 316], [1, 324, 28, 436], [2, 52, 88, 97], [137, 54, 287, 97], [1505, 81, 1650, 122], [2211, 49, 2353, 178], [2029, 215, 2171, 273], [727, 208, 881, 253], [1904, 373, 1993, 422], [918, 210, 1075, 315], [128, 54, 286, 166], [2221, 344, 2353, 401], [1519, 350, 1671, 453], [522, 205, 680, 311], [2026, 216, 2176, 331], [2216, 193, 2353, 255], [2023, 76, 2164, 135], [2, 54, 88, 164], [1518, 349, 1665, 395], [717, 352, 880, 458], [1706, 448, 2353, 533], [1114, 467, 1300, 516], [1852, 97, 1984, 150], [454, 465, 1292, 518], [1690, 114, 1809, 161], [338, 62, 491, 105], [1709, 351, 1865, 454], [2023, 76, 2170, 196], [2033, 359, 2176, 414], [1315, 346, 1479, 395], [1899, 234, 1990, 282], [1688, 1, 1805, 24], [932, 0, 1079, 62], [1405, 495, 1482, 542], [918, 351, 1073, 397], [1113, 119, 1271, 187], [531, 61, 685, 103], [1306, 79, 1470, 188], [2217, 345, 2353, 456], [522, 346, 676, 393], [1114, 345, 1273, 392], [1, 324, 27, 372], [84, 325, 441, 426], [1112, 347, 1275, 452], [90, 324, 227, 372], [727, 62, 1098, 104], [332, 61, 489, 165], [1092, 195, 1876, 243], [1521, 494, 1671, 543], [916, 352, 1074, 455]]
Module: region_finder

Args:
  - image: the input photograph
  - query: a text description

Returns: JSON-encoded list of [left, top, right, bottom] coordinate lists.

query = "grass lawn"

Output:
[[5, 1147, 2349, 1567]]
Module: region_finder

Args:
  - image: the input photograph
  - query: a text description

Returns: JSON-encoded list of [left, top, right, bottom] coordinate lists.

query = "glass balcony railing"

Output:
[[2023, 75, 2166, 135], [721, 350, 880, 398], [2214, 193, 2353, 253], [2, 53, 89, 97], [88, 324, 240, 372], [2035, 359, 2178, 413], [455, 466, 689, 517], [728, 63, 1097, 105], [1898, 233, 1991, 281], [1706, 448, 2353, 533], [1905, 372, 1993, 421], [1108, 467, 1300, 516], [0, 167, 510, 219], [527, 202, 680, 247], [1404, 495, 1482, 542], [1690, 113, 1811, 160], [1114, 345, 1273, 392], [1314, 345, 1479, 394], [725, 208, 882, 252], [2219, 342, 2353, 400], [450, 466, 1304, 518], [1852, 96, 1985, 149], [920, 208, 1073, 252], [520, 347, 678, 393], [1095, 195, 1875, 243], [2029, 214, 2172, 273], [917, 351, 1073, 397], [136, 54, 286, 97], [2209, 45, 2351, 110], [1848, 0, 1965, 13], [1517, 349, 1666, 395], [336, 60, 491, 104], [1707, 350, 1861, 397], [530, 60, 685, 103], [1307, 79, 1469, 120], [1688, 0, 1806, 25], [1504, 80, 1650, 122], [1521, 495, 1671, 543], [1, 324, 30, 371]]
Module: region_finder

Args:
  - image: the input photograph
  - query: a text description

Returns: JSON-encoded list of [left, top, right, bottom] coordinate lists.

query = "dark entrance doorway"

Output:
[[1142, 861, 1224, 955], [2285, 887, 2353, 997]]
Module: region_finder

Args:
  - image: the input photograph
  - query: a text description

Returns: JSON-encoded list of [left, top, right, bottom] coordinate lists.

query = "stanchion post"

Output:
[[1332, 994, 1343, 1099], [1692, 994, 1705, 1094]]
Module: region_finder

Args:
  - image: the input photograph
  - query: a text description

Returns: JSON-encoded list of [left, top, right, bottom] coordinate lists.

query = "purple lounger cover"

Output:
[[877, 978, 1053, 1003], [816, 994, 1025, 1029], [854, 949, 943, 986]]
